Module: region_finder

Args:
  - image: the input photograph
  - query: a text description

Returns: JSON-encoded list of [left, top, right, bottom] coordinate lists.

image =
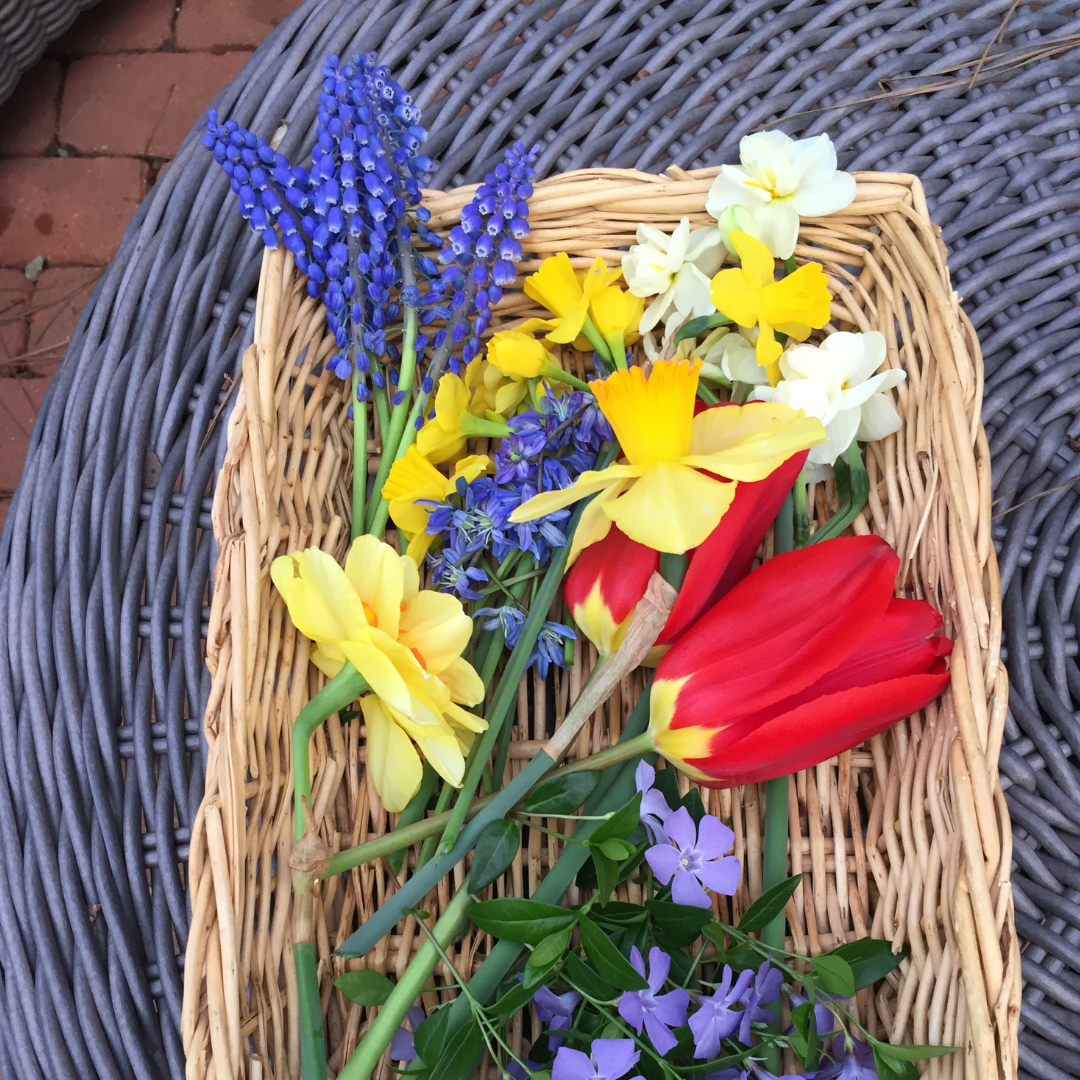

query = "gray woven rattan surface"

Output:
[[0, 1, 1078, 1077], [0, 0, 103, 103]]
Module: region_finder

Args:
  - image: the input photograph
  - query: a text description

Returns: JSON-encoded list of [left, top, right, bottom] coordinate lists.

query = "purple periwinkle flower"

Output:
[[634, 761, 674, 844], [738, 958, 783, 1045], [390, 1004, 425, 1061], [552, 1039, 643, 1080], [617, 946, 690, 1056], [813, 1037, 878, 1080], [689, 964, 754, 1058], [644, 806, 741, 908], [534, 985, 580, 1050], [508, 1060, 544, 1080]]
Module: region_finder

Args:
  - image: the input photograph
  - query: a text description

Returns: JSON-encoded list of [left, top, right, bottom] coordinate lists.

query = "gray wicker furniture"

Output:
[[1, 1, 1078, 1078], [0, 0, 103, 103]]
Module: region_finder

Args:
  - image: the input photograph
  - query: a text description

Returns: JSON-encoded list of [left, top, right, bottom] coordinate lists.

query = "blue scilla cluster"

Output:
[[421, 389, 612, 677], [202, 50, 539, 403]]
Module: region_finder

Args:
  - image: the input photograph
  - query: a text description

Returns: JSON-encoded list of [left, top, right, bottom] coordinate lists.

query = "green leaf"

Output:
[[591, 902, 650, 927], [524, 772, 600, 816], [414, 1004, 453, 1065], [679, 787, 706, 824], [597, 838, 636, 861], [591, 849, 620, 905], [812, 955, 855, 999], [430, 1015, 486, 1080], [469, 899, 578, 944], [333, 968, 394, 1006], [589, 794, 642, 844], [468, 819, 521, 891], [645, 900, 713, 949], [790, 1000, 821, 1071], [871, 1038, 959, 1062], [578, 915, 649, 991], [826, 938, 908, 991], [563, 951, 616, 1002], [737, 875, 802, 933], [650, 767, 681, 809], [673, 313, 733, 344], [872, 1047, 919, 1080], [488, 979, 536, 1021], [527, 926, 571, 973]]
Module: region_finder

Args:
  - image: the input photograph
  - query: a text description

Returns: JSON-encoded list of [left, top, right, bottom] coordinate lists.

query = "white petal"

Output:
[[792, 171, 857, 217], [787, 133, 838, 186], [753, 198, 800, 259], [636, 222, 670, 249], [856, 393, 903, 442], [838, 367, 905, 410], [668, 218, 690, 263], [812, 407, 860, 466], [684, 226, 725, 274], [774, 377, 832, 424], [641, 289, 674, 333], [839, 329, 887, 384], [720, 333, 769, 385], [671, 264, 716, 319], [704, 166, 768, 219]]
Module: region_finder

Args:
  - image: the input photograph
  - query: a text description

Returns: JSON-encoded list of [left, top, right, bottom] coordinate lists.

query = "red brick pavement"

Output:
[[0, 0, 302, 527]]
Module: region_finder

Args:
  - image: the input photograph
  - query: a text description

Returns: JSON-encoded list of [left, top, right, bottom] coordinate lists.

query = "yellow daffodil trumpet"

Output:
[[486, 329, 591, 399], [271, 535, 487, 813], [509, 358, 826, 558], [709, 230, 832, 385]]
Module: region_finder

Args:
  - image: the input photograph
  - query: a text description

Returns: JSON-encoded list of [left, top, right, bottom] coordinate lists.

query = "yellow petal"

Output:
[[754, 321, 783, 384], [604, 461, 736, 554], [709, 267, 761, 329], [270, 549, 369, 648], [405, 529, 436, 563], [684, 401, 826, 480], [340, 637, 414, 718], [761, 262, 832, 330], [399, 590, 473, 675], [390, 705, 466, 787], [439, 657, 486, 706], [566, 479, 629, 566], [344, 534, 405, 639], [524, 253, 583, 317], [383, 446, 446, 535], [450, 454, 494, 487], [416, 420, 464, 465], [592, 359, 698, 467], [400, 555, 420, 602], [310, 644, 347, 679], [444, 699, 488, 732], [509, 464, 640, 523], [589, 284, 640, 343], [730, 230, 775, 289], [487, 330, 548, 379], [361, 696, 424, 813], [494, 381, 529, 414], [580, 256, 623, 299]]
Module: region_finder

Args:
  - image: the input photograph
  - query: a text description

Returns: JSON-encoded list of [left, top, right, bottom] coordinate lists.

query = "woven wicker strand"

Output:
[[180, 170, 1017, 1080]]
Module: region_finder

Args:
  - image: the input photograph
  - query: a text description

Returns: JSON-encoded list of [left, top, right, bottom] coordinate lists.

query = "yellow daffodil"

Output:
[[416, 372, 473, 465], [416, 361, 519, 464], [464, 356, 517, 415], [486, 329, 590, 406], [271, 535, 486, 812], [524, 253, 621, 345], [709, 230, 832, 385], [510, 358, 825, 557], [589, 283, 645, 363], [383, 447, 492, 560]]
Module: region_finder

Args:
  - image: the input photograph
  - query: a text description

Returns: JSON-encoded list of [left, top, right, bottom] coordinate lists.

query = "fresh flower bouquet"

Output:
[[182, 50, 1014, 1080]]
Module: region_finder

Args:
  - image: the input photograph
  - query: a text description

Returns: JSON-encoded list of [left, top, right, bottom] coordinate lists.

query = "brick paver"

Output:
[[61, 51, 252, 156], [0, 0, 304, 522]]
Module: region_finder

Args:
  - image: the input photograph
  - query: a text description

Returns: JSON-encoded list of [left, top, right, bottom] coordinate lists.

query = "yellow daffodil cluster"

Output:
[[270, 535, 486, 812]]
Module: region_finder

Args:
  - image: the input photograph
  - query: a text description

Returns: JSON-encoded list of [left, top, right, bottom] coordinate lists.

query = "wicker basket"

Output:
[[180, 169, 1019, 1080]]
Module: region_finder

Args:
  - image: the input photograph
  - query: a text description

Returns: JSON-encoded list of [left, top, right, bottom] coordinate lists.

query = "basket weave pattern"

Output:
[[181, 170, 1018, 1080]]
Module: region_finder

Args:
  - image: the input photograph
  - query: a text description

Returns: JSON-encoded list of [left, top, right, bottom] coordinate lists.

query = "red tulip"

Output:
[[648, 534, 951, 787], [563, 449, 806, 655]]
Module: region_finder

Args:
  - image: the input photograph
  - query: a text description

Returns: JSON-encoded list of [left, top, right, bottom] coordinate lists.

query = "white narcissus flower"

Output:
[[705, 131, 857, 260], [622, 218, 724, 333], [750, 331, 905, 480]]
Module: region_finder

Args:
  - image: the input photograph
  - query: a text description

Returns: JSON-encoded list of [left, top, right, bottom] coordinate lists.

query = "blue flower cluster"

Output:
[[202, 50, 540, 405], [420, 388, 610, 677]]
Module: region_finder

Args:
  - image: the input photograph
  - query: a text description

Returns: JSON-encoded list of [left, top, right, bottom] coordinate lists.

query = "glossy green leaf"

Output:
[[469, 899, 578, 944], [468, 819, 521, 891], [578, 915, 649, 991], [527, 926, 571, 972], [563, 952, 616, 1002], [597, 838, 636, 861], [827, 938, 908, 991], [673, 313, 734, 344], [524, 772, 600, 817], [431, 1015, 486, 1080], [591, 849, 620, 905], [871, 1038, 959, 1062], [645, 899, 713, 949], [737, 875, 802, 933], [812, 954, 855, 999], [589, 794, 642, 844], [333, 968, 394, 1006], [414, 1004, 453, 1066]]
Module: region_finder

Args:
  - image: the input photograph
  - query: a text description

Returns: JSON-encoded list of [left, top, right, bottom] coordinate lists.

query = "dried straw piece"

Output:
[[181, 169, 1016, 1080]]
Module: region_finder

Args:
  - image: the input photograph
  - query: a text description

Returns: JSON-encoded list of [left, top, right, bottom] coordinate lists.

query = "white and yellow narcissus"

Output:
[[751, 331, 906, 481], [270, 535, 486, 812]]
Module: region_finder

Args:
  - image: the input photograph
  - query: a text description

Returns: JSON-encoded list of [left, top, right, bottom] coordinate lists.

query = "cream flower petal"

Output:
[[399, 591, 473, 675], [792, 172, 857, 217], [856, 392, 903, 442], [719, 333, 769, 385], [344, 534, 405, 639], [439, 657, 485, 707], [671, 264, 716, 321], [310, 645, 347, 679], [810, 407, 861, 468], [509, 464, 641, 523], [603, 461, 736, 554], [641, 290, 673, 333], [684, 226, 725, 272], [400, 555, 420, 602], [361, 696, 423, 813], [752, 198, 801, 260], [836, 367, 905, 411], [704, 166, 769, 219]]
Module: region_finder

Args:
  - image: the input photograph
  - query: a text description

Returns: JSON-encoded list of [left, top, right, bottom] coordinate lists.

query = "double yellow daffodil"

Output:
[[270, 535, 486, 812]]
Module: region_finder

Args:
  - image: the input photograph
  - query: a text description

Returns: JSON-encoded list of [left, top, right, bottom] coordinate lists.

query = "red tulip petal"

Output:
[[563, 524, 659, 623], [685, 669, 950, 787], [657, 535, 899, 726], [659, 449, 808, 645]]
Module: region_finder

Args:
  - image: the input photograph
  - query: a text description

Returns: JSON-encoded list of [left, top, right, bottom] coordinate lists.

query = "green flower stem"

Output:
[[352, 373, 366, 540], [761, 493, 794, 1075], [365, 306, 419, 535], [659, 551, 688, 590], [459, 413, 512, 440], [323, 733, 654, 878], [581, 314, 615, 365], [793, 465, 810, 548], [295, 940, 327, 1080], [372, 381, 391, 454], [446, 686, 654, 1025], [697, 382, 721, 406], [337, 887, 474, 1080], [809, 440, 869, 544], [543, 364, 592, 392], [293, 664, 370, 842]]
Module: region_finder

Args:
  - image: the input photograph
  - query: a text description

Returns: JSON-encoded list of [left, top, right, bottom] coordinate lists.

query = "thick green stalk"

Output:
[[293, 665, 369, 842], [337, 888, 474, 1080], [793, 466, 809, 548], [581, 314, 614, 365], [295, 941, 327, 1080], [352, 374, 366, 540], [324, 734, 653, 877], [810, 441, 869, 544], [659, 551, 688, 590], [447, 686, 654, 1024]]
